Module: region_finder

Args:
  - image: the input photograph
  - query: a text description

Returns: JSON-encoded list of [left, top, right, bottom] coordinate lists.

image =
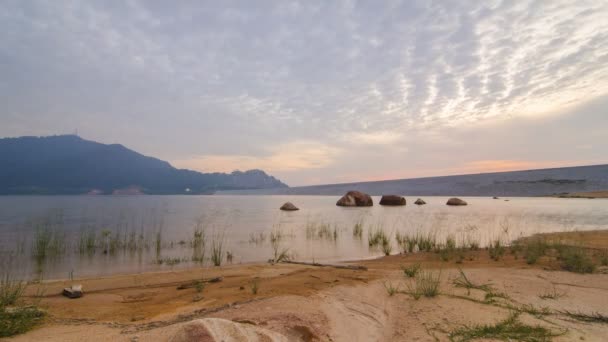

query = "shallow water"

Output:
[[0, 195, 607, 280]]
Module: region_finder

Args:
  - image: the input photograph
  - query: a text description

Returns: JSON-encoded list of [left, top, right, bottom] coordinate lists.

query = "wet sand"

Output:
[[11, 230, 608, 341]]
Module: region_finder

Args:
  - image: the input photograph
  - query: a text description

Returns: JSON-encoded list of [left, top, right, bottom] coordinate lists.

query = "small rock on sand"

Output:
[[446, 198, 467, 206], [279, 202, 299, 211], [414, 198, 426, 205], [379, 195, 406, 206], [62, 284, 83, 299], [336, 191, 373, 207]]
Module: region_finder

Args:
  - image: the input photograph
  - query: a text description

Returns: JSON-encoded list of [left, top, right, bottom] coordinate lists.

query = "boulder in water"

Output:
[[280, 202, 299, 211], [414, 198, 426, 205], [336, 191, 373, 207], [379, 195, 406, 206], [446, 198, 467, 206]]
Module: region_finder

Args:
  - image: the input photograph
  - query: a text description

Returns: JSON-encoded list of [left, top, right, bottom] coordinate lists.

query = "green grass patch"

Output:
[[452, 269, 492, 295], [449, 312, 560, 342], [406, 270, 441, 300], [401, 263, 420, 278]]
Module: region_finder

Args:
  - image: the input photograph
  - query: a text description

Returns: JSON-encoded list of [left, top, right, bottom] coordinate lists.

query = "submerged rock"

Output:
[[414, 198, 426, 205], [336, 191, 373, 207], [446, 198, 467, 206], [62, 284, 83, 299], [280, 202, 299, 211], [379, 195, 406, 206]]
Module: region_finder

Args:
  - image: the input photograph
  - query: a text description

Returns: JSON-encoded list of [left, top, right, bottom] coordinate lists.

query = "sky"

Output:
[[1, 0, 607, 186]]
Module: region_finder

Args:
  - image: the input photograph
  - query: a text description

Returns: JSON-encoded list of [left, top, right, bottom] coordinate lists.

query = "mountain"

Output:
[[0, 135, 287, 195], [218, 164, 608, 197]]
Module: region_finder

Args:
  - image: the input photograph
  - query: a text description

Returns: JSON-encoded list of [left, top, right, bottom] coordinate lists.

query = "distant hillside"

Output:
[[0, 135, 287, 195], [219, 164, 608, 197]]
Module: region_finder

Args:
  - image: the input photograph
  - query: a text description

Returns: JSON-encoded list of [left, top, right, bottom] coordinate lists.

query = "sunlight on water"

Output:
[[0, 195, 607, 280]]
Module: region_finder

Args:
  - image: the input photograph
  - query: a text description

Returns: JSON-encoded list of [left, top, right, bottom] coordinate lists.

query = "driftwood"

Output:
[[282, 261, 367, 271], [176, 277, 223, 290]]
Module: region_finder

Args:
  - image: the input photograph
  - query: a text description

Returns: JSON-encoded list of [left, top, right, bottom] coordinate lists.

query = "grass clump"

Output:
[[402, 263, 420, 278], [406, 270, 441, 300], [210, 230, 226, 267], [449, 312, 560, 342], [383, 281, 400, 296], [453, 269, 492, 295], [488, 239, 505, 261], [0, 307, 45, 337], [0, 271, 45, 337], [558, 247, 595, 274], [0, 274, 26, 308]]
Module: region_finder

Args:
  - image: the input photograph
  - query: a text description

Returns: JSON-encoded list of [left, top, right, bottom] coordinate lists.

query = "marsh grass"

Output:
[[32, 226, 66, 260], [406, 270, 441, 300], [453, 269, 492, 295], [402, 263, 420, 278], [78, 230, 96, 255], [449, 312, 560, 342], [306, 221, 338, 241], [210, 230, 226, 267], [270, 226, 290, 264], [248, 232, 266, 245], [368, 225, 391, 255], [352, 221, 363, 238]]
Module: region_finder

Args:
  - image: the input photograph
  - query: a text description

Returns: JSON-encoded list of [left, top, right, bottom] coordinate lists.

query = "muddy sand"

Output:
[[9, 231, 608, 341]]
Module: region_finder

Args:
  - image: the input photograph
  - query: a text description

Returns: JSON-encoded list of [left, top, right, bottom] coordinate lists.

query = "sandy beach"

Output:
[[4, 230, 607, 341]]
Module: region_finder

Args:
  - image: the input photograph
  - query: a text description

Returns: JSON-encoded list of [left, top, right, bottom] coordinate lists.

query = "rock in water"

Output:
[[446, 198, 467, 206], [279, 202, 299, 211], [379, 195, 406, 206], [336, 191, 373, 207], [414, 198, 426, 205], [62, 284, 83, 299]]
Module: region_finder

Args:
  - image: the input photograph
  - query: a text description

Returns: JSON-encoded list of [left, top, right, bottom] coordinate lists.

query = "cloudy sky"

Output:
[[1, 0, 607, 186]]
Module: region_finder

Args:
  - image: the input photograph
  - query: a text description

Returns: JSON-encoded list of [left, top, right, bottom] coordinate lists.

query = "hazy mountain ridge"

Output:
[[219, 164, 608, 197], [0, 135, 287, 194]]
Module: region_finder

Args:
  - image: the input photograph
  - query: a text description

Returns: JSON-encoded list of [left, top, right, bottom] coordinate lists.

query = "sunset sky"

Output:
[[1, 1, 607, 186]]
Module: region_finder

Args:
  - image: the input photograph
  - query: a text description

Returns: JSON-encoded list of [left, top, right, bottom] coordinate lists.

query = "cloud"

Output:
[[1, 1, 607, 185], [172, 141, 341, 173]]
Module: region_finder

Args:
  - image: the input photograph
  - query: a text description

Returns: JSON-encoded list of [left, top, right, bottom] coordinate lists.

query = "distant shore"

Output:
[[552, 190, 608, 198]]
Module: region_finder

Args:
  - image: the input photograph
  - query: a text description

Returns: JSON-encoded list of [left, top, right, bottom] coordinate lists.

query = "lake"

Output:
[[0, 195, 607, 280]]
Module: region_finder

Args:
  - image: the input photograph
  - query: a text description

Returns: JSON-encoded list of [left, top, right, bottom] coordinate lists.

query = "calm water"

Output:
[[0, 195, 607, 280]]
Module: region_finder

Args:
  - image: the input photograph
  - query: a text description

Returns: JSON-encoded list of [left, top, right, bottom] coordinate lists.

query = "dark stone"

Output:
[[336, 191, 373, 207], [280, 202, 299, 211], [446, 198, 467, 206], [414, 198, 426, 205], [379, 195, 406, 206]]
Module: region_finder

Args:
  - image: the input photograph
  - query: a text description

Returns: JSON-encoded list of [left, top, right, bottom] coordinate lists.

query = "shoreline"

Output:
[[7, 230, 608, 341]]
